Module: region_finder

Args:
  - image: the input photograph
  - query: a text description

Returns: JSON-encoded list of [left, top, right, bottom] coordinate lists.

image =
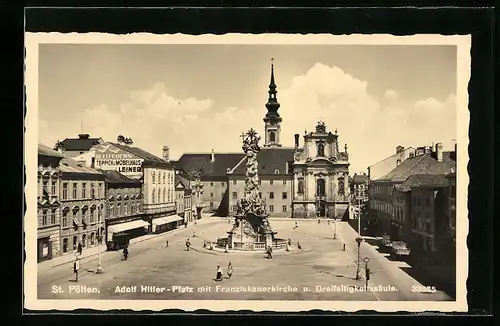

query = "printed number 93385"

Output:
[[411, 285, 437, 293]]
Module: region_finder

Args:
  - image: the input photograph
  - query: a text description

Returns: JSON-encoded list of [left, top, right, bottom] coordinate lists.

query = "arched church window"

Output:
[[297, 180, 304, 194], [317, 143, 325, 157], [316, 179, 326, 197], [270, 131, 276, 142]]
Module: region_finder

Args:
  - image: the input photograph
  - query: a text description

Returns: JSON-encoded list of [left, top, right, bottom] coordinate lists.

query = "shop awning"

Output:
[[152, 215, 183, 226], [108, 220, 149, 233]]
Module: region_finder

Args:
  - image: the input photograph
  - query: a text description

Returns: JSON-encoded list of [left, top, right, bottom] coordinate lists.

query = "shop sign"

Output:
[[94, 144, 144, 176]]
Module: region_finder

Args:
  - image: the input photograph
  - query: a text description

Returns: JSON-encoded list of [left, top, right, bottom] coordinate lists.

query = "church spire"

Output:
[[264, 58, 281, 121], [263, 58, 282, 148]]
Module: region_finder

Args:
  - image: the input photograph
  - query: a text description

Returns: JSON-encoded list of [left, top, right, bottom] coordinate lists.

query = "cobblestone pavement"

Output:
[[38, 219, 450, 301]]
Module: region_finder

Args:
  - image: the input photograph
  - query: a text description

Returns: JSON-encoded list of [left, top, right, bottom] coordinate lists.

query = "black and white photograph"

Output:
[[24, 33, 470, 312]]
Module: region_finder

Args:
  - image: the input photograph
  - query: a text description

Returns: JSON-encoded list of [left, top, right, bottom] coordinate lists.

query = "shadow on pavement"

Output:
[[400, 265, 456, 299]]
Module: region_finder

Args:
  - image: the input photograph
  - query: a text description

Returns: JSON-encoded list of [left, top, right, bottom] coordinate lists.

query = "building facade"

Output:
[[173, 152, 244, 215], [101, 170, 146, 249], [174, 174, 194, 224], [90, 141, 180, 234], [227, 148, 295, 217], [291, 121, 350, 219], [368, 143, 456, 239], [37, 145, 65, 262], [409, 179, 448, 256], [58, 156, 106, 256]]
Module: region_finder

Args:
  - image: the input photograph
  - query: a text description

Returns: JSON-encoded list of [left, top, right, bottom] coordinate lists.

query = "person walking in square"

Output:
[[77, 242, 83, 255], [227, 262, 233, 279], [216, 265, 223, 281], [186, 238, 191, 251]]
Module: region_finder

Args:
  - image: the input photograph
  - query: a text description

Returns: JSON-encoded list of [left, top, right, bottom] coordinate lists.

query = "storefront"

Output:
[[37, 237, 52, 262], [152, 215, 183, 233], [106, 219, 149, 250]]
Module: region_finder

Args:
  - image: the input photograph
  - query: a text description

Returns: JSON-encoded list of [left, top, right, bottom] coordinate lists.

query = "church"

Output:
[[173, 62, 350, 219]]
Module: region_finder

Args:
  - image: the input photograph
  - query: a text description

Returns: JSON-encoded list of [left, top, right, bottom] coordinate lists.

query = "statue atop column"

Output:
[[230, 128, 275, 240]]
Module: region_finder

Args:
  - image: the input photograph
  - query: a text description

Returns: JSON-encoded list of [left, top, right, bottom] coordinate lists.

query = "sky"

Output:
[[38, 44, 457, 175]]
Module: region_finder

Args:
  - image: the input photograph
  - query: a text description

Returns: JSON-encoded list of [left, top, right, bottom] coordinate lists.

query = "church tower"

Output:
[[263, 60, 282, 147]]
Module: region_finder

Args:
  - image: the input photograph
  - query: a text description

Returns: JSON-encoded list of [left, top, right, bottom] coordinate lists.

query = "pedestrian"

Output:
[[318, 218, 321, 224], [186, 238, 191, 251], [227, 262, 233, 279], [216, 265, 223, 281], [297, 241, 302, 250], [77, 242, 83, 255], [123, 246, 129, 260], [203, 240, 207, 248], [224, 243, 229, 253], [294, 221, 298, 229], [266, 246, 273, 259]]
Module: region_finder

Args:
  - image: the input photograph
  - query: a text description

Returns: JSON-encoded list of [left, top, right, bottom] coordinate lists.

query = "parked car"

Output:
[[390, 241, 411, 259], [106, 232, 130, 251], [381, 234, 393, 248]]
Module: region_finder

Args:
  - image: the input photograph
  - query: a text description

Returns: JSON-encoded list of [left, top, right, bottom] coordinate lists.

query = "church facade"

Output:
[[174, 62, 350, 219], [291, 122, 350, 219]]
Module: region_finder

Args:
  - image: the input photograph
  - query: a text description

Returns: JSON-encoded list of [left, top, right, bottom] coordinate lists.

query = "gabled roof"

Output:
[[110, 142, 173, 167], [175, 153, 244, 179], [395, 174, 449, 192], [230, 148, 295, 175], [352, 174, 369, 184], [101, 170, 141, 185], [60, 137, 102, 151], [175, 174, 191, 190], [38, 143, 65, 158], [376, 151, 456, 183]]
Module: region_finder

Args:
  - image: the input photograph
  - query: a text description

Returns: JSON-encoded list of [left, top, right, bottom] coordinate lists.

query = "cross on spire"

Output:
[[271, 57, 275, 65]]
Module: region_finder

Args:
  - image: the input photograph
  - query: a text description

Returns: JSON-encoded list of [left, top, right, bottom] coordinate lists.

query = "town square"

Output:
[[27, 36, 466, 309]]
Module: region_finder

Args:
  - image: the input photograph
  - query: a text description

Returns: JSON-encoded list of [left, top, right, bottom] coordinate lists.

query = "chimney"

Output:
[[78, 133, 90, 140], [294, 134, 300, 148], [211, 149, 215, 162], [435, 143, 443, 162], [162, 146, 170, 162]]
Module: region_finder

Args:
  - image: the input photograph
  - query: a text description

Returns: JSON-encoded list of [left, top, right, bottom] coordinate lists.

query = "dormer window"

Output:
[[274, 169, 280, 174]]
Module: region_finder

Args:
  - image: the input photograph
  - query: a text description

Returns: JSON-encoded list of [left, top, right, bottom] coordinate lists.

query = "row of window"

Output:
[[61, 182, 104, 200], [413, 212, 432, 233], [151, 188, 174, 204], [109, 202, 141, 217], [61, 232, 102, 253], [40, 209, 57, 226], [61, 206, 103, 228], [230, 192, 288, 200], [229, 180, 288, 186], [412, 196, 431, 207], [372, 184, 393, 196], [151, 171, 174, 185], [232, 204, 288, 213]]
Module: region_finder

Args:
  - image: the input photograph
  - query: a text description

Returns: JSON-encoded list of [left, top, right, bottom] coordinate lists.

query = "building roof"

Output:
[[110, 142, 173, 167], [101, 170, 141, 185], [352, 174, 369, 184], [38, 143, 65, 158], [175, 174, 191, 190], [175, 153, 245, 179], [58, 156, 103, 175], [230, 148, 295, 175], [395, 174, 449, 192], [60, 134, 102, 151], [368, 146, 415, 168], [376, 151, 456, 183]]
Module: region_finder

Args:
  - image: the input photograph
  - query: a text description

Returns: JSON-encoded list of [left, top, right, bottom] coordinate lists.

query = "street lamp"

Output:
[[355, 236, 364, 280], [364, 257, 370, 288], [96, 207, 103, 274]]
